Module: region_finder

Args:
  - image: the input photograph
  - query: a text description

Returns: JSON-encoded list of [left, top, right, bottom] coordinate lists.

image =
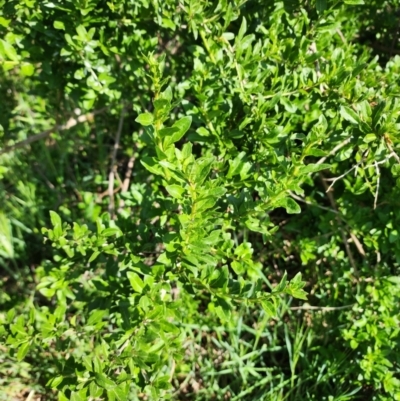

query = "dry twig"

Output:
[[325, 160, 363, 192], [374, 161, 380, 210], [335, 29, 347, 45], [289, 191, 339, 215], [118, 154, 136, 213], [0, 107, 108, 156], [385, 140, 400, 164], [290, 304, 354, 312], [316, 137, 352, 165]]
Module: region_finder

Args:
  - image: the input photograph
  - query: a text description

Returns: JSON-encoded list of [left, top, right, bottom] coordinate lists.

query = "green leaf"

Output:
[[95, 372, 116, 390], [291, 272, 304, 285], [70, 392, 84, 401], [108, 387, 127, 401], [39, 288, 56, 298], [227, 151, 246, 178], [165, 184, 185, 199], [17, 342, 30, 361], [159, 320, 180, 335], [387, 276, 400, 285], [53, 20, 65, 30], [214, 297, 232, 321], [158, 127, 179, 138], [273, 271, 288, 293], [231, 261, 245, 275], [389, 231, 398, 244], [210, 266, 229, 289], [127, 271, 144, 293], [237, 17, 247, 41], [7, 308, 15, 323], [154, 99, 170, 113], [21, 63, 34, 76], [0, 17, 10, 28], [316, 0, 327, 13], [298, 163, 331, 175], [289, 288, 308, 300], [141, 157, 163, 176], [344, 0, 364, 4], [391, 165, 400, 177], [275, 197, 301, 214], [363, 134, 377, 143], [89, 382, 104, 398], [340, 106, 361, 125], [305, 148, 327, 157], [261, 299, 277, 317], [87, 309, 107, 326], [2, 61, 18, 71], [89, 251, 100, 263], [160, 86, 173, 102], [47, 376, 63, 388], [58, 392, 69, 401], [76, 25, 88, 40], [0, 39, 19, 62], [135, 113, 154, 126], [191, 157, 214, 184], [280, 97, 297, 113], [164, 116, 192, 146], [49, 211, 62, 227], [102, 227, 121, 237]]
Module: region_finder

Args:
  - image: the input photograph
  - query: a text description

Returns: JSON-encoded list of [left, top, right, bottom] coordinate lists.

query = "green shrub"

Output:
[[1, 0, 400, 400]]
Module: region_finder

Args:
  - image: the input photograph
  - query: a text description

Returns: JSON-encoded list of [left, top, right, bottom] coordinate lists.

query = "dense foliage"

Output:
[[1, 0, 400, 400]]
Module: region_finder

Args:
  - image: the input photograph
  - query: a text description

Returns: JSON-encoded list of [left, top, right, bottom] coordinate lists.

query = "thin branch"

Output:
[[325, 159, 364, 192], [290, 304, 354, 311], [385, 140, 400, 164], [289, 191, 339, 214], [363, 153, 395, 169], [221, 36, 246, 97], [316, 137, 352, 165], [25, 391, 35, 401], [0, 107, 108, 156], [118, 154, 136, 214], [97, 185, 121, 201], [374, 161, 380, 210], [335, 29, 347, 45], [121, 155, 135, 193], [169, 359, 176, 383], [348, 232, 366, 257], [108, 109, 126, 219]]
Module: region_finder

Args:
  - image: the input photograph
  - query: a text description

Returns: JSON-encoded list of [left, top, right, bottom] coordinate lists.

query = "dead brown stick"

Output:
[[0, 107, 108, 156], [385, 140, 400, 164], [121, 155, 135, 193], [349, 232, 366, 257], [108, 109, 125, 219], [97, 185, 121, 201], [118, 154, 136, 213]]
